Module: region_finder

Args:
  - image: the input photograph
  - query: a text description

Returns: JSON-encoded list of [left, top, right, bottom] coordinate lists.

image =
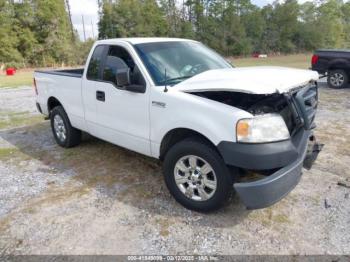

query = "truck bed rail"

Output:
[[35, 68, 84, 78]]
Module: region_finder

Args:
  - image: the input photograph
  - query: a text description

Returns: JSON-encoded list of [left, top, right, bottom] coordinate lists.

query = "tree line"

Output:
[[99, 0, 350, 56], [0, 0, 349, 68], [0, 0, 93, 68]]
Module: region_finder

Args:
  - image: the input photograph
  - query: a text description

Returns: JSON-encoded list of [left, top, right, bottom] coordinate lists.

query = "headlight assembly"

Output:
[[236, 113, 290, 143]]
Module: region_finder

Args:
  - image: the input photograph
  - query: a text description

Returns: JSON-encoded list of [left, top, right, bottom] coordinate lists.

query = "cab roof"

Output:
[[96, 37, 196, 45]]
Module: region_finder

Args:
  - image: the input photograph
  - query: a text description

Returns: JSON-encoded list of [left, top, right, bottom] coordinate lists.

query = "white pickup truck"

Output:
[[34, 38, 323, 212]]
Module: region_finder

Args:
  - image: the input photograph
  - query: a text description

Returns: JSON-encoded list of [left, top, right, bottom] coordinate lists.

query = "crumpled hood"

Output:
[[173, 66, 319, 94]]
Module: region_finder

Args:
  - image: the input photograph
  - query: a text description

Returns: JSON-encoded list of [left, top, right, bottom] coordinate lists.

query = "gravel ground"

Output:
[[0, 81, 349, 255]]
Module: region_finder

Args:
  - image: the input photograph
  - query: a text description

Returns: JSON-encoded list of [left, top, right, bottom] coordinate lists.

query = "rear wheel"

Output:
[[50, 106, 81, 148], [162, 138, 236, 212], [327, 69, 348, 89]]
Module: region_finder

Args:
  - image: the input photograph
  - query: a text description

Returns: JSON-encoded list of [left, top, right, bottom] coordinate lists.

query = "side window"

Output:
[[102, 45, 146, 86], [87, 45, 105, 80], [103, 56, 128, 83]]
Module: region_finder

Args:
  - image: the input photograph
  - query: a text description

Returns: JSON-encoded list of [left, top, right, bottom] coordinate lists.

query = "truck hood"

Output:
[[173, 66, 319, 94]]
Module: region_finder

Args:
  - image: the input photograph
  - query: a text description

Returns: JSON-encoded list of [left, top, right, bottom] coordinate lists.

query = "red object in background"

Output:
[[6, 68, 16, 76], [252, 52, 260, 58], [311, 54, 319, 65]]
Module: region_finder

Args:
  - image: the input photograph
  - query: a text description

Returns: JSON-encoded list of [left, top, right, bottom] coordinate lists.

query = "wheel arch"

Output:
[[47, 96, 64, 115], [159, 128, 222, 161]]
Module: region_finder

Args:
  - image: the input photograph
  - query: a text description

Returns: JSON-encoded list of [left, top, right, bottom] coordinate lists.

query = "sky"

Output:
[[69, 0, 99, 40], [69, 0, 310, 41]]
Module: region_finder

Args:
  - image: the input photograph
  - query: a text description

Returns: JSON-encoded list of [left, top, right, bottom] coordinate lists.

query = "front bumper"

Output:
[[217, 128, 308, 170], [219, 130, 323, 209], [225, 83, 322, 209]]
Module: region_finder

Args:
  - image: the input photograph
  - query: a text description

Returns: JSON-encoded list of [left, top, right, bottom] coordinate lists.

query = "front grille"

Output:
[[293, 83, 318, 130]]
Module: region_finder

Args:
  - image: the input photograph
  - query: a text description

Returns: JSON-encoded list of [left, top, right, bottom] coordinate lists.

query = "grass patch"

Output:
[[155, 217, 172, 237], [0, 148, 19, 160], [0, 70, 34, 88], [249, 208, 291, 226], [273, 214, 290, 224], [0, 147, 31, 163], [0, 111, 43, 129], [232, 53, 311, 69]]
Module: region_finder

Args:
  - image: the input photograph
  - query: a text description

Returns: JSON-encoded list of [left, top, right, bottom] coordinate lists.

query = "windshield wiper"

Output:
[[160, 75, 193, 85]]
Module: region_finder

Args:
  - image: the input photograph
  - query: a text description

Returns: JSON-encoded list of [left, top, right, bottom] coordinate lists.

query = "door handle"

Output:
[[96, 91, 105, 102]]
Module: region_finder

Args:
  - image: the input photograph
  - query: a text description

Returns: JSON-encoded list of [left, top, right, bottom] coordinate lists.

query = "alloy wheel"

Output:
[[174, 155, 217, 201]]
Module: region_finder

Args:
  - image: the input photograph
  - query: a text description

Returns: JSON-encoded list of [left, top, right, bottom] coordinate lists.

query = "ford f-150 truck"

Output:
[[34, 38, 323, 212], [311, 49, 350, 89]]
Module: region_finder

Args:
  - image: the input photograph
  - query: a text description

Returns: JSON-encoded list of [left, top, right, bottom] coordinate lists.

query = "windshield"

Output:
[[133, 41, 232, 86]]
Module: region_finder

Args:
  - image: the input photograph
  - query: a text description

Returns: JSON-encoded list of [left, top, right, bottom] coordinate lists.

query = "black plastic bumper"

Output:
[[217, 129, 307, 170], [220, 130, 323, 209]]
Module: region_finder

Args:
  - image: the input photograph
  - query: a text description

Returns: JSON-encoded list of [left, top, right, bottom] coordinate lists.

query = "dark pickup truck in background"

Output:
[[311, 49, 350, 89]]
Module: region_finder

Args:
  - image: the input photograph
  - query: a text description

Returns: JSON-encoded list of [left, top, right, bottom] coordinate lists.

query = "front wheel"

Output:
[[50, 106, 81, 148], [327, 69, 348, 89], [162, 138, 235, 212]]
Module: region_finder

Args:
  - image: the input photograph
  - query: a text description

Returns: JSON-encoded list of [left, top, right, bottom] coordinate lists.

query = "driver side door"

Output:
[[94, 44, 151, 156]]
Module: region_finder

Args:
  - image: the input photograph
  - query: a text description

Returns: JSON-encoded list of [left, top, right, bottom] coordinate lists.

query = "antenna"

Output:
[[164, 68, 168, 92]]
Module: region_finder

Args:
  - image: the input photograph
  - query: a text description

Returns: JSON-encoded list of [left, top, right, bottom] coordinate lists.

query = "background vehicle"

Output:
[[311, 49, 350, 89], [34, 38, 322, 212]]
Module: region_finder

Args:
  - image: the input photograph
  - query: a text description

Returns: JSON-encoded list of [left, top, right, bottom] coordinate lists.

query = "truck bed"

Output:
[[35, 68, 84, 78], [34, 68, 84, 120], [312, 49, 350, 76]]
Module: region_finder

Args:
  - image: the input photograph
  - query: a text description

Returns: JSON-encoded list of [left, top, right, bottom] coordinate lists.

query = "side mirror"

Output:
[[116, 68, 130, 87], [125, 84, 146, 93]]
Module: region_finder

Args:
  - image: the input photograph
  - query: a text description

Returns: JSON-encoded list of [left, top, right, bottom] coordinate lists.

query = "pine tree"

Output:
[[32, 0, 74, 65], [0, 0, 22, 64], [98, 0, 167, 38]]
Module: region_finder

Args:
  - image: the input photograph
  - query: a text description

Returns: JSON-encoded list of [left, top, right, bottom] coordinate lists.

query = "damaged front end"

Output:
[[189, 82, 323, 209], [304, 134, 324, 170], [190, 87, 302, 136]]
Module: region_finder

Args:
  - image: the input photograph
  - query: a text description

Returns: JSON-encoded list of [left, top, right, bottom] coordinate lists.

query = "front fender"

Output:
[[149, 89, 251, 158]]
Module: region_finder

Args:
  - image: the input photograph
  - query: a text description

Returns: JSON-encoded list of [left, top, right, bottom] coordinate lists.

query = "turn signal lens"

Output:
[[236, 121, 249, 139]]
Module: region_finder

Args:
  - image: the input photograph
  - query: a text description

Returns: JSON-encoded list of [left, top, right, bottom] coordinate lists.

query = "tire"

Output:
[[327, 69, 348, 89], [50, 106, 81, 148], [162, 137, 236, 212]]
